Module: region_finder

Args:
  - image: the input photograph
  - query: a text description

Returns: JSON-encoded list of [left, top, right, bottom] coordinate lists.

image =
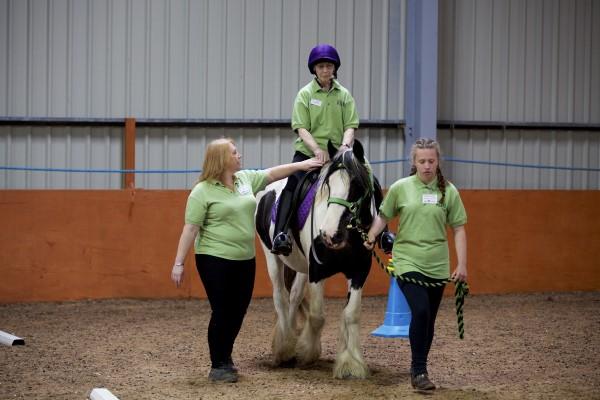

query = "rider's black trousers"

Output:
[[274, 151, 311, 235]]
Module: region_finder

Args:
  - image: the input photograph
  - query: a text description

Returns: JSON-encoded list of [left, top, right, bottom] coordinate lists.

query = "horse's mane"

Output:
[[320, 149, 372, 195]]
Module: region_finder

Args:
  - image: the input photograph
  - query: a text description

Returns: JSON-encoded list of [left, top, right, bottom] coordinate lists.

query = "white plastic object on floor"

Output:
[[89, 388, 120, 400], [0, 330, 25, 346]]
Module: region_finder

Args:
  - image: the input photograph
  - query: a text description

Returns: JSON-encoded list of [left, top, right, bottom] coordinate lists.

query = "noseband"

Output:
[[325, 159, 373, 231]]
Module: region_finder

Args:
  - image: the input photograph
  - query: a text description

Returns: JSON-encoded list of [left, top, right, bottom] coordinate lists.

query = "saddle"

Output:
[[271, 169, 320, 231]]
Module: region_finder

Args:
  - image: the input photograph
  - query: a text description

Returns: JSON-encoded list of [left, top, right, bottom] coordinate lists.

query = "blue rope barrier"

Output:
[[443, 157, 600, 172], [0, 166, 201, 174], [1, 157, 598, 173]]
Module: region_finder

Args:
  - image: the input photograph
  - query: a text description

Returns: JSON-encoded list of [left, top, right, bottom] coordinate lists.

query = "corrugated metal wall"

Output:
[[438, 128, 600, 189], [438, 0, 600, 123], [134, 126, 405, 189], [0, 125, 123, 188], [0, 0, 405, 120], [1, 0, 599, 190]]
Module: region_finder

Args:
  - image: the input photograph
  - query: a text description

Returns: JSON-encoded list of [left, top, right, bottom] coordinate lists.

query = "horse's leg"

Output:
[[333, 284, 369, 379], [266, 252, 297, 365], [295, 280, 325, 365], [288, 271, 308, 333]]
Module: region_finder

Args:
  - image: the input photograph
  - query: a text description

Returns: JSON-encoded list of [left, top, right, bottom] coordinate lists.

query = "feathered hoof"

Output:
[[277, 357, 298, 368], [333, 362, 369, 380], [295, 350, 320, 367]]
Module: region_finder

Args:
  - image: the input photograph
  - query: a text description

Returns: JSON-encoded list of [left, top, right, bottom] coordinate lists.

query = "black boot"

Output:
[[379, 230, 396, 254], [271, 189, 294, 256]]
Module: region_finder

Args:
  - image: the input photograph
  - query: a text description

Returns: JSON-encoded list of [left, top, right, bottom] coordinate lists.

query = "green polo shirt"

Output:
[[184, 170, 269, 260], [379, 175, 467, 279], [291, 78, 359, 157]]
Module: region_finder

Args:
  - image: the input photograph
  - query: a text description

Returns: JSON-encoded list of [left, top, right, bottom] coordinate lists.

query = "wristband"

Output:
[[174, 262, 184, 267]]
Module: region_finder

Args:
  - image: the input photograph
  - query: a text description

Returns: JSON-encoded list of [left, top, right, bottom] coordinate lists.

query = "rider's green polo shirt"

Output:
[[292, 78, 359, 157], [185, 170, 269, 260], [379, 175, 467, 279]]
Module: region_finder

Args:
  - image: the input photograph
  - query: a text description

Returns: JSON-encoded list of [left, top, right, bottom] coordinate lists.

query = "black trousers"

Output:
[[282, 151, 311, 193], [397, 272, 446, 376], [274, 151, 311, 235], [195, 254, 256, 369]]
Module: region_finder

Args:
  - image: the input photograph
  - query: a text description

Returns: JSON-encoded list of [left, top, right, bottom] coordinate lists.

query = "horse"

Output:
[[255, 140, 383, 379]]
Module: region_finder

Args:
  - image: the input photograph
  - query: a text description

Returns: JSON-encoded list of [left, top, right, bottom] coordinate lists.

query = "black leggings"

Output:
[[397, 272, 446, 376], [196, 254, 256, 369], [281, 152, 310, 196], [274, 151, 311, 234]]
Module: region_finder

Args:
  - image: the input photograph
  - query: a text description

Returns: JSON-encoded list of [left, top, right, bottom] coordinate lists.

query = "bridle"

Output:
[[322, 158, 375, 235]]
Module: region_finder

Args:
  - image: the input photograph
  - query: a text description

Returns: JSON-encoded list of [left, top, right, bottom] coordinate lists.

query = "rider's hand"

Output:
[[314, 148, 330, 164]]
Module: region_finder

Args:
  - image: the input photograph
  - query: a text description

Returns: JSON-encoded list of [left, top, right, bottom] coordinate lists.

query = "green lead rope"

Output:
[[370, 247, 469, 339]]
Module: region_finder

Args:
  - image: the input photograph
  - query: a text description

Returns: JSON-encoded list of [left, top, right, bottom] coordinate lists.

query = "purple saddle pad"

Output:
[[271, 181, 318, 230]]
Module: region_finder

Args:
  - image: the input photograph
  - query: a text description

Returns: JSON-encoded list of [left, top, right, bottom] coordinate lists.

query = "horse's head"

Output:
[[315, 140, 375, 250]]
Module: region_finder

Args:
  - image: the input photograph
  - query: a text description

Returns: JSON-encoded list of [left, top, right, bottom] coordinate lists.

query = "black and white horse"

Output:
[[255, 141, 382, 379]]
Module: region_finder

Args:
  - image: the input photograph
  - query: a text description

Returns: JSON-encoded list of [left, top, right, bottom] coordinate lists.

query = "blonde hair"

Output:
[[409, 138, 447, 205], [198, 138, 235, 183]]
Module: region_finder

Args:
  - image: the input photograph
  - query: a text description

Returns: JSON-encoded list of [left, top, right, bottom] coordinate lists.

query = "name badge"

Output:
[[422, 193, 438, 204], [310, 98, 322, 107], [237, 184, 251, 195]]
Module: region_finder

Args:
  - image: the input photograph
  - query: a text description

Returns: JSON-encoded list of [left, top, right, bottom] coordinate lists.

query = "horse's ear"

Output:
[[352, 140, 365, 163], [327, 140, 337, 159]]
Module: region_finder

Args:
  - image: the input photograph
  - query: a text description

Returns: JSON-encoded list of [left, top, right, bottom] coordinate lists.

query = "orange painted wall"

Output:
[[1, 190, 599, 303]]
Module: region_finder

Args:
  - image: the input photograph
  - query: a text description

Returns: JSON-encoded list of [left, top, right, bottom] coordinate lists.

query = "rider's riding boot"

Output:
[[379, 230, 396, 254], [271, 189, 294, 256]]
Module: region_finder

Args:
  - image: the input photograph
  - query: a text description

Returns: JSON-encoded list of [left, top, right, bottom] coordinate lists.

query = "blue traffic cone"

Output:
[[371, 277, 411, 338]]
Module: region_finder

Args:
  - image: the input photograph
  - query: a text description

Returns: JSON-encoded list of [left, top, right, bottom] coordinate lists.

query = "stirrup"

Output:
[[271, 232, 292, 256]]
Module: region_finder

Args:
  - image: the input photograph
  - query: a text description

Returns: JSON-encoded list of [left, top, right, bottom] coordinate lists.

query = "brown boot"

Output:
[[411, 373, 436, 391]]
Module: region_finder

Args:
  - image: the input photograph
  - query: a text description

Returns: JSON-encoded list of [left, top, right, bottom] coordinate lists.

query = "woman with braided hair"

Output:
[[364, 138, 468, 392]]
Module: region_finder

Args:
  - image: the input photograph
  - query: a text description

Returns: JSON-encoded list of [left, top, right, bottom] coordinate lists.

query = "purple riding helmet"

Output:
[[307, 44, 341, 75]]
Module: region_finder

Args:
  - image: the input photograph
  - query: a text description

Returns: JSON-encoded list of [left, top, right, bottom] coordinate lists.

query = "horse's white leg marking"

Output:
[[333, 287, 369, 379], [296, 281, 324, 365], [265, 250, 297, 364]]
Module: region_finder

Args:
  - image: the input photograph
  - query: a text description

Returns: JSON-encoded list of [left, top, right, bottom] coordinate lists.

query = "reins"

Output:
[[311, 153, 468, 339], [353, 224, 470, 340]]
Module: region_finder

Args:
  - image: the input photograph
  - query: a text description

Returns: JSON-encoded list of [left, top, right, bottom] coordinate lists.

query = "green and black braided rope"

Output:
[[366, 235, 469, 339]]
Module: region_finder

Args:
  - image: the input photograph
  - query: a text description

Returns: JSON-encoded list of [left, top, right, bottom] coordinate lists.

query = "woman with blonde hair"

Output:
[[171, 138, 322, 383]]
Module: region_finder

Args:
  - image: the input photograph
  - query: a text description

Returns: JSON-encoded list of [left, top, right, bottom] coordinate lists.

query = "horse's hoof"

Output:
[[278, 357, 297, 368]]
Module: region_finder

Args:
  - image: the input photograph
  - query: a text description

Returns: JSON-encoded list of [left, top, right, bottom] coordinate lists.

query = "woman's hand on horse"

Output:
[[302, 157, 324, 171], [363, 238, 375, 250], [314, 148, 330, 163], [171, 264, 185, 287]]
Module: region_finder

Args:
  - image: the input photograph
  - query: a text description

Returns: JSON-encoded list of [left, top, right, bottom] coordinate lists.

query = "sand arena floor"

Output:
[[1, 291, 599, 399]]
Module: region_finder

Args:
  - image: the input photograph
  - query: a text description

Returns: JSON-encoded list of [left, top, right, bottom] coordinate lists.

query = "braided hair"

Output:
[[409, 138, 447, 205]]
